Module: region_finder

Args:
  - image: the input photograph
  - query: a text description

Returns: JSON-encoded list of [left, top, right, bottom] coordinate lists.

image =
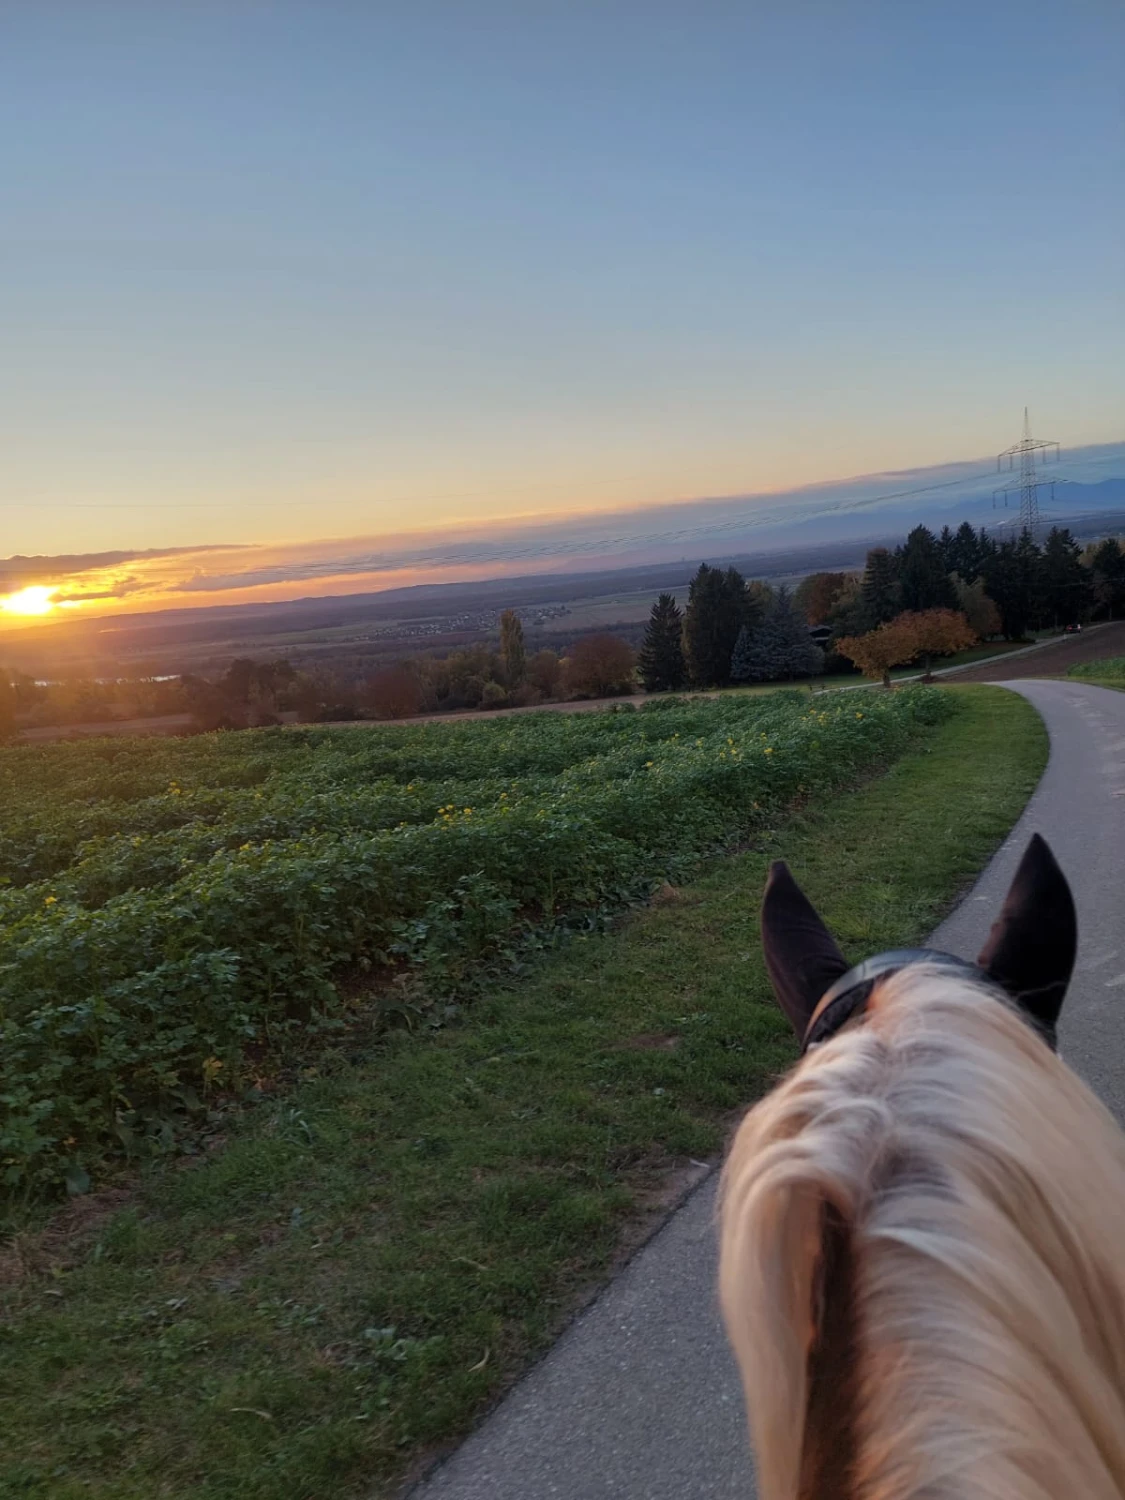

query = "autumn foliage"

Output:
[[837, 609, 976, 688], [564, 633, 637, 698], [366, 666, 423, 719]]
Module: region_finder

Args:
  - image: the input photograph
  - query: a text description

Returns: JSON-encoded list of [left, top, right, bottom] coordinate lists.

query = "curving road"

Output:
[[409, 681, 1125, 1500]]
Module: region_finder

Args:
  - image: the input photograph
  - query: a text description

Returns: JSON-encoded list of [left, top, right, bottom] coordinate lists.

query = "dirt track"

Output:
[[947, 621, 1125, 682]]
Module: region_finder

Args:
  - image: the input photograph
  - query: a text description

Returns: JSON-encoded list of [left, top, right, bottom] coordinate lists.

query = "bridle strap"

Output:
[[801, 949, 988, 1054]]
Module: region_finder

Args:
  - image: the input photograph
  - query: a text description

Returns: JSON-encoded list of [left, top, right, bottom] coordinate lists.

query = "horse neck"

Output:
[[798, 1205, 859, 1500]]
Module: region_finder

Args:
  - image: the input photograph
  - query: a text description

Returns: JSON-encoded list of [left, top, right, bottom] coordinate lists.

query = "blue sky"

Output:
[[2, 1, 1123, 570]]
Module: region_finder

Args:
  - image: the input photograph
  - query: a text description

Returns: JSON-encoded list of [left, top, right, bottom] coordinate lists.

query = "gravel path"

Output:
[[409, 681, 1125, 1500]]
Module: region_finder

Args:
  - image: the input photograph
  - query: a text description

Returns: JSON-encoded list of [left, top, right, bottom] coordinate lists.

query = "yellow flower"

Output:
[[44, 895, 58, 906], [763, 747, 774, 755], [856, 712, 864, 719], [645, 760, 654, 768]]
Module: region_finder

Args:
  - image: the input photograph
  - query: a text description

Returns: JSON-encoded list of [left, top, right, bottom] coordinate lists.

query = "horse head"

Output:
[[759, 831, 1077, 1052]]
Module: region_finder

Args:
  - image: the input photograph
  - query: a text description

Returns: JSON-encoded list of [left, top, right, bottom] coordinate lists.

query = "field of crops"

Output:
[[0, 687, 950, 1193]]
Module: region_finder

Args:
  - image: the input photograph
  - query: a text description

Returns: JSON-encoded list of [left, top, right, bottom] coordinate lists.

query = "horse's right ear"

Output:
[[976, 833, 1077, 1042], [761, 861, 850, 1039]]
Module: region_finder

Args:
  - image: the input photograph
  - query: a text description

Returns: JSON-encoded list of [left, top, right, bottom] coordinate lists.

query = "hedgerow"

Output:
[[0, 687, 951, 1191]]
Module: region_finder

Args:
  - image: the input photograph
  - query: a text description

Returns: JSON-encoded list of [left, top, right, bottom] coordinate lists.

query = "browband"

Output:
[[802, 948, 1001, 1054]]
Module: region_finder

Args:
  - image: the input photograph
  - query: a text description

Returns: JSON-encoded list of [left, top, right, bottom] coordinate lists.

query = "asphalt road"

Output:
[[409, 681, 1125, 1500]]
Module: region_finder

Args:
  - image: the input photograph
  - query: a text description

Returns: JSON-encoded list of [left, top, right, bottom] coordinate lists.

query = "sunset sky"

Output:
[[2, 2, 1123, 619]]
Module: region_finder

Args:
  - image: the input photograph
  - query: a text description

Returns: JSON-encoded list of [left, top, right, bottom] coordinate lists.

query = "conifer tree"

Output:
[[861, 547, 900, 625], [898, 526, 958, 612], [683, 564, 757, 687], [731, 586, 824, 682], [638, 593, 687, 691]]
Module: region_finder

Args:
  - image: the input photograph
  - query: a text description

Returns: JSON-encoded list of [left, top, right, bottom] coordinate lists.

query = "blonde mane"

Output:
[[719, 966, 1125, 1500]]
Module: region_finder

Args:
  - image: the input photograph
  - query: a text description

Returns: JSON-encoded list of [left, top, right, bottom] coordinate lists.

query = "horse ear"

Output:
[[976, 834, 1077, 1040], [761, 861, 850, 1039]]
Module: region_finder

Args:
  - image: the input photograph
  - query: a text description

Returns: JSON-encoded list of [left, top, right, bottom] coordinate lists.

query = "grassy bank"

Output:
[[1066, 656, 1125, 691], [0, 686, 1047, 1500]]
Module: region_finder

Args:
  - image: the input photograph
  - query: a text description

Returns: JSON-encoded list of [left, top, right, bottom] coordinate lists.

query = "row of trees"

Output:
[[638, 566, 824, 692], [800, 525, 1125, 655], [0, 613, 644, 736], [365, 626, 638, 718], [187, 628, 640, 726]]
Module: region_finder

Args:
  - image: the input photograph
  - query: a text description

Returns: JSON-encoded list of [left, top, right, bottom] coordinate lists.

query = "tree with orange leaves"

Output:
[[907, 608, 977, 679], [836, 616, 921, 689], [838, 608, 976, 688]]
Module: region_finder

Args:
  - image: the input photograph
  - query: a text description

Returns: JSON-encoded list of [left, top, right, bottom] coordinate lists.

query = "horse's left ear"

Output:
[[976, 833, 1077, 1040], [761, 861, 850, 1039]]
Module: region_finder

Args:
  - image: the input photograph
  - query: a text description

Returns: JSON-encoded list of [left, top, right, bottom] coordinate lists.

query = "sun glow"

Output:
[[1, 585, 59, 616]]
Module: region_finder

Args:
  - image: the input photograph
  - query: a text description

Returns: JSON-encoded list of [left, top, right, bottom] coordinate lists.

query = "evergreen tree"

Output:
[[638, 593, 687, 691], [899, 526, 958, 612], [729, 623, 756, 681], [982, 534, 1040, 640], [499, 609, 526, 686], [682, 564, 758, 687], [731, 586, 824, 682], [1039, 527, 1090, 627], [1089, 537, 1125, 620], [948, 521, 985, 582], [937, 525, 955, 573], [861, 548, 900, 625]]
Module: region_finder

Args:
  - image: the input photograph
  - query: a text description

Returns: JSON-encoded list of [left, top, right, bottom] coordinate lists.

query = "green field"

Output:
[[0, 685, 1047, 1499], [0, 688, 949, 1197]]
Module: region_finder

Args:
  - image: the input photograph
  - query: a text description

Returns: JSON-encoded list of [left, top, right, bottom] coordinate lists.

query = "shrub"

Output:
[[480, 681, 509, 709]]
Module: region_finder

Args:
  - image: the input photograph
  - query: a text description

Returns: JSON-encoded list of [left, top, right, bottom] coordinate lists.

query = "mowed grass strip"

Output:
[[0, 686, 1046, 1500]]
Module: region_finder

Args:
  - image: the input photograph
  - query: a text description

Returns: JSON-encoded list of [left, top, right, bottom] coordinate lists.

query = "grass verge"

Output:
[[1065, 656, 1125, 691], [0, 685, 1046, 1500]]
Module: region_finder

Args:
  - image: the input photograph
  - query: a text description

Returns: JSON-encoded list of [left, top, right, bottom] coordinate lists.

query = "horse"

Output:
[[718, 834, 1125, 1500]]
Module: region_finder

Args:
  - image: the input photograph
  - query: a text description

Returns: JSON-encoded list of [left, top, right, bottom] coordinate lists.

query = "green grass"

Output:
[[1067, 655, 1125, 687], [0, 686, 1047, 1500]]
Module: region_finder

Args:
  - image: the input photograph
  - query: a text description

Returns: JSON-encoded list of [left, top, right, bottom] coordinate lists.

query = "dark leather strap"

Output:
[[801, 949, 989, 1053]]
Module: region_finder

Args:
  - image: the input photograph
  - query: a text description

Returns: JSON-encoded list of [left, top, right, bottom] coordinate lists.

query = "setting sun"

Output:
[[1, 585, 58, 616]]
